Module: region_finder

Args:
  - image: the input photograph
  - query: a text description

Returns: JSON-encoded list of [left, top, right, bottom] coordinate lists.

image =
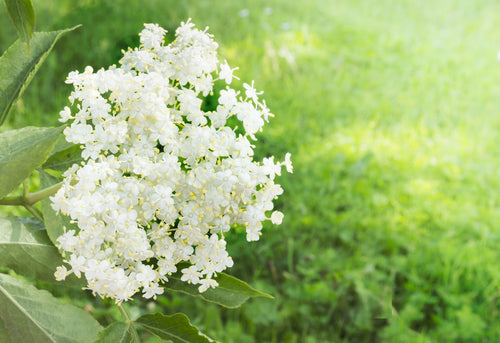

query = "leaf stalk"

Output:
[[118, 304, 141, 342]]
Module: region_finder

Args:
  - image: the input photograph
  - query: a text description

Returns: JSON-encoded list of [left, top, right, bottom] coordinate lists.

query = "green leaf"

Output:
[[39, 170, 78, 246], [165, 265, 273, 308], [95, 322, 136, 343], [0, 216, 82, 286], [0, 126, 63, 198], [4, 0, 35, 50], [136, 313, 216, 343], [0, 26, 80, 126], [41, 134, 82, 172], [0, 272, 102, 342]]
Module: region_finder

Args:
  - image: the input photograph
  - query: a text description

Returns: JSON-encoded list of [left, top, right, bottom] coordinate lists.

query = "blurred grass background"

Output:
[[3, 0, 500, 341]]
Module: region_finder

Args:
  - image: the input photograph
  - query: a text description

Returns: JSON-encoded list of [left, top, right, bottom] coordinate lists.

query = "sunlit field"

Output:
[[3, 0, 500, 341]]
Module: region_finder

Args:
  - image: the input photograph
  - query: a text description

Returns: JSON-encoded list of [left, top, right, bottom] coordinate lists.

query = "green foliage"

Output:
[[0, 216, 80, 285], [42, 135, 82, 172], [136, 313, 216, 343], [0, 126, 62, 198], [95, 322, 135, 343], [4, 0, 35, 51], [0, 26, 78, 126], [165, 265, 273, 309], [0, 273, 102, 342], [96, 312, 222, 343]]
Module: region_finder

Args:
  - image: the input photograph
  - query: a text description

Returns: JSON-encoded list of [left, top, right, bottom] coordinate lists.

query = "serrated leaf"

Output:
[[39, 170, 78, 246], [0, 273, 102, 342], [95, 322, 136, 343], [0, 216, 83, 286], [5, 0, 35, 49], [165, 264, 273, 308], [0, 126, 63, 198], [0, 26, 79, 126], [136, 313, 216, 343], [41, 134, 82, 172]]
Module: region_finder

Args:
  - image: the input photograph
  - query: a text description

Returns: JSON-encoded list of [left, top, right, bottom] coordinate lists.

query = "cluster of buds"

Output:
[[52, 21, 292, 302]]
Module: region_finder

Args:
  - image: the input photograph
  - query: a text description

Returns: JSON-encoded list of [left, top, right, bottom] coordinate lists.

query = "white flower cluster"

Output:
[[52, 21, 292, 302]]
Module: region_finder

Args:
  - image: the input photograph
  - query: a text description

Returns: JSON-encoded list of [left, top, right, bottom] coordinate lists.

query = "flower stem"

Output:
[[0, 181, 63, 206], [0, 194, 43, 221], [23, 180, 30, 199], [118, 304, 141, 342], [0, 180, 63, 222], [0, 195, 24, 206], [27, 181, 63, 205], [24, 204, 44, 222]]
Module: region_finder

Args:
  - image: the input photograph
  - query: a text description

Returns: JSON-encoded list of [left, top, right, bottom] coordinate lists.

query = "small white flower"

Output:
[[246, 223, 262, 241], [140, 23, 166, 49], [181, 266, 200, 284], [143, 282, 164, 298], [243, 81, 263, 103], [263, 156, 282, 178], [219, 60, 239, 85], [283, 152, 293, 173], [69, 255, 86, 278], [199, 278, 218, 292], [219, 88, 238, 109], [270, 211, 284, 225], [59, 106, 73, 122], [55, 266, 68, 281]]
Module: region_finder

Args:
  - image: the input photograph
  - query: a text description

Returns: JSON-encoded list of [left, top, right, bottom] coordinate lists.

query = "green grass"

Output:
[[3, 0, 500, 341]]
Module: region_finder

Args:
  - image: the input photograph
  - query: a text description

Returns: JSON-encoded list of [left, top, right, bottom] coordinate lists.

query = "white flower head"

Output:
[[52, 21, 292, 302]]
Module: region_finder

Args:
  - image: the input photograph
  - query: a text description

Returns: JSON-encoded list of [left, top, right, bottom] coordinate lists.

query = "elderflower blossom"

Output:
[[51, 21, 292, 303]]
